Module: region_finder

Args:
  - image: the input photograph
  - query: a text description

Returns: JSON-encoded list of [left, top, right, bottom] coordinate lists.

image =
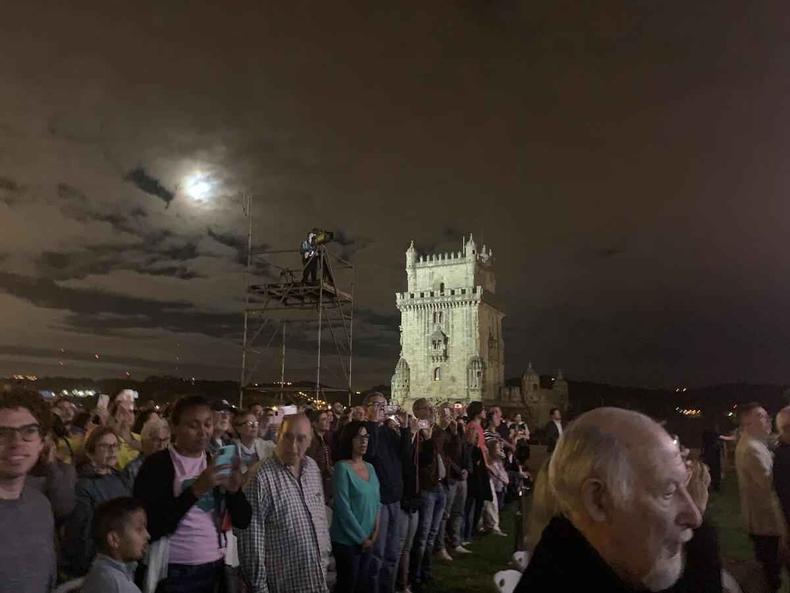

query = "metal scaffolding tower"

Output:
[[238, 224, 354, 409]]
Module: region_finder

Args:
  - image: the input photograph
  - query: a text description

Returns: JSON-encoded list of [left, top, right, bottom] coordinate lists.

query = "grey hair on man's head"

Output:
[[140, 416, 169, 441], [548, 407, 664, 517]]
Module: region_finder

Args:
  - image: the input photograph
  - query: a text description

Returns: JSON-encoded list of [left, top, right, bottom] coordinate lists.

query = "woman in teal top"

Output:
[[330, 420, 381, 593]]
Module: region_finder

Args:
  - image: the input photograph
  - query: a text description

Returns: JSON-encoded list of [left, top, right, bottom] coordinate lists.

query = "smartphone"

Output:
[[384, 404, 399, 415], [417, 419, 431, 430], [214, 444, 236, 477], [96, 394, 110, 410]]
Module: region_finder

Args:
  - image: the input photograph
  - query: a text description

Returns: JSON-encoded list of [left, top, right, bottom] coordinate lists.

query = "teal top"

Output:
[[329, 461, 381, 546]]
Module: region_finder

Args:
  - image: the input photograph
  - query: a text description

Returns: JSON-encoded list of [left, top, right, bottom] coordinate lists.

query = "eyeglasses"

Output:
[[366, 402, 385, 408], [353, 433, 370, 441], [0, 424, 41, 444], [236, 420, 259, 428]]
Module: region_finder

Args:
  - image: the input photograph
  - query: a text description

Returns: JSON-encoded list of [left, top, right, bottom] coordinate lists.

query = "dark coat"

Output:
[[364, 421, 412, 505], [417, 424, 448, 492], [666, 518, 722, 593], [544, 420, 562, 453], [515, 516, 639, 593], [132, 449, 251, 543], [467, 444, 493, 501], [64, 467, 131, 576]]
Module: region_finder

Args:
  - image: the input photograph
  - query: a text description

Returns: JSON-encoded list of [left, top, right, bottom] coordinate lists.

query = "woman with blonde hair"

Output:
[[107, 395, 141, 469]]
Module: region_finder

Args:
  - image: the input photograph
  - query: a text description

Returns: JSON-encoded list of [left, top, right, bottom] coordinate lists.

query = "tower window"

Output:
[[440, 283, 445, 293], [433, 367, 441, 381]]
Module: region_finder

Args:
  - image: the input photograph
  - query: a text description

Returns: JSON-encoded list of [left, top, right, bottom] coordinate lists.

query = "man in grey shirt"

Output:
[[0, 389, 57, 593]]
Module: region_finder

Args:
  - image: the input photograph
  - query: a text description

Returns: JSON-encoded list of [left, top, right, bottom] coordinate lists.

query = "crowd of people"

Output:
[[10, 382, 790, 593], [0, 387, 534, 593]]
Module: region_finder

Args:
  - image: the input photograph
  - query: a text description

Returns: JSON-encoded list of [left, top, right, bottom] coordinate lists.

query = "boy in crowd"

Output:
[[82, 497, 150, 593]]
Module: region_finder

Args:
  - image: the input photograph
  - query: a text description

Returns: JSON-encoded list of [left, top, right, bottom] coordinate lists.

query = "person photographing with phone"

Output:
[[133, 395, 251, 593], [362, 392, 418, 593]]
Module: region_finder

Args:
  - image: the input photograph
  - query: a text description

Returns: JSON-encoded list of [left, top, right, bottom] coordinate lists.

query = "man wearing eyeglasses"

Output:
[[0, 388, 57, 593], [363, 392, 419, 593]]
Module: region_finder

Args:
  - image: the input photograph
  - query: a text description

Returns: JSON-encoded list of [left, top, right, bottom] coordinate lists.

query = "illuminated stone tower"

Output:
[[391, 235, 505, 409]]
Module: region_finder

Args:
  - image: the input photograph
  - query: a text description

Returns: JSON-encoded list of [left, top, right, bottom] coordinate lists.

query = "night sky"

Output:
[[2, 2, 790, 389]]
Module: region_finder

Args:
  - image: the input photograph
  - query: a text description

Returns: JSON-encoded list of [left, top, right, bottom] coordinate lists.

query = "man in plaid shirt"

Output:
[[237, 414, 330, 593]]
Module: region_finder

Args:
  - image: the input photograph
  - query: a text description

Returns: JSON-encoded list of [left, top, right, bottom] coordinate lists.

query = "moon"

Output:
[[183, 171, 214, 202]]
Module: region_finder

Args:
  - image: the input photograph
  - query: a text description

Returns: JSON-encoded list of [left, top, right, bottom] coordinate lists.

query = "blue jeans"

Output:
[[333, 541, 373, 593], [367, 500, 401, 593], [396, 507, 419, 590], [410, 487, 447, 585], [435, 479, 466, 551], [156, 560, 223, 593]]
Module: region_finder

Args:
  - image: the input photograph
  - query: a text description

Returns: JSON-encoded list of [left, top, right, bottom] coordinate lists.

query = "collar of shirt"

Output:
[[93, 553, 137, 581], [273, 453, 307, 480]]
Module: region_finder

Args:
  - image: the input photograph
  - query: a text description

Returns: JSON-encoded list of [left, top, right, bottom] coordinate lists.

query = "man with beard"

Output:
[[515, 407, 702, 593]]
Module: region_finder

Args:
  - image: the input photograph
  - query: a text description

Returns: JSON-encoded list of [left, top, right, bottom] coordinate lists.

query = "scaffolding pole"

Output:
[[239, 241, 353, 407]]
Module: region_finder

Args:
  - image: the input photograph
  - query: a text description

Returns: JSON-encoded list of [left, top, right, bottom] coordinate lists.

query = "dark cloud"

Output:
[[56, 182, 89, 203], [356, 308, 399, 330], [0, 344, 233, 376], [124, 167, 175, 207], [0, 271, 237, 338], [0, 176, 19, 192], [593, 245, 627, 259], [331, 229, 371, 261]]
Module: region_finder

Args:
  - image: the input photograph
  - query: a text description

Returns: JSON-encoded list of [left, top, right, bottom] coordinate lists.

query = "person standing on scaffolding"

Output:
[[300, 229, 334, 286]]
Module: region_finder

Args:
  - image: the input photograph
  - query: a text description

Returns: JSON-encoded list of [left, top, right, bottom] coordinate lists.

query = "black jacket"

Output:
[[444, 423, 472, 480], [667, 518, 722, 593], [133, 449, 251, 543], [544, 420, 562, 453], [64, 467, 131, 576], [515, 516, 639, 593], [364, 422, 412, 505]]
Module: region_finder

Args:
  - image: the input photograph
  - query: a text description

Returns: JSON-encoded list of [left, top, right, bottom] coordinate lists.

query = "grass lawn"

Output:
[[707, 473, 753, 562], [431, 504, 521, 593]]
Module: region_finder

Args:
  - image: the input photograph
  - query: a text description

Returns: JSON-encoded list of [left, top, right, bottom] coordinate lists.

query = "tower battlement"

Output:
[[405, 235, 496, 295]]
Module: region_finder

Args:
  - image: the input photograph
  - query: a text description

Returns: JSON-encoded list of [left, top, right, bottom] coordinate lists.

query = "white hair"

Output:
[[548, 408, 662, 516], [141, 416, 169, 441]]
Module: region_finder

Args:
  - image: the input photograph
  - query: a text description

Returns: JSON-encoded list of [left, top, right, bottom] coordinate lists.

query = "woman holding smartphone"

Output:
[[133, 395, 251, 593]]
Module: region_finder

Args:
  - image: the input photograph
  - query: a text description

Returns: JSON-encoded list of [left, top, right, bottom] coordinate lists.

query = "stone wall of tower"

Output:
[[393, 236, 504, 409]]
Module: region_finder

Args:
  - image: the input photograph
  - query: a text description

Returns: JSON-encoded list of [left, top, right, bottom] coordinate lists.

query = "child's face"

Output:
[[117, 509, 150, 561]]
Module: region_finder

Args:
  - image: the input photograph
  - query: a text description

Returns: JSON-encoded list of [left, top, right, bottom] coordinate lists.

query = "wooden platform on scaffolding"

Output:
[[246, 280, 352, 311]]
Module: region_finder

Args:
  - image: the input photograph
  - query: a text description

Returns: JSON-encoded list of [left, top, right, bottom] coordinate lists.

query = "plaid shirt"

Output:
[[236, 454, 329, 593]]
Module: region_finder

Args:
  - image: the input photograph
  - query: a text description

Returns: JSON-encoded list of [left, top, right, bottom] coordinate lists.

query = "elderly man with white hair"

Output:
[[122, 415, 170, 487], [515, 407, 702, 593]]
